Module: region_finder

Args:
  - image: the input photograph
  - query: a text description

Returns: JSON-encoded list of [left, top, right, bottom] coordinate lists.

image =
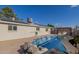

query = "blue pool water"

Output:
[[32, 36, 66, 52]]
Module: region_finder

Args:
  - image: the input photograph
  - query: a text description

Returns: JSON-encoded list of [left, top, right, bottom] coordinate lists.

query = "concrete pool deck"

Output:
[[0, 34, 77, 54], [61, 36, 78, 54], [0, 34, 51, 54]]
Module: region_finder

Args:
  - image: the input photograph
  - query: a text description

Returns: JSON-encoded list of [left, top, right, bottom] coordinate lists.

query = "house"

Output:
[[51, 27, 72, 35], [0, 17, 51, 41]]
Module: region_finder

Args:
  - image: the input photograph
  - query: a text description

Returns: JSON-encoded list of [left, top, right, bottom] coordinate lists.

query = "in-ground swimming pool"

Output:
[[32, 35, 67, 53]]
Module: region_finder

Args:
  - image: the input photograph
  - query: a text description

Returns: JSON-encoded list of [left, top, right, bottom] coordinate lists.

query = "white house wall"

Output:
[[38, 28, 48, 36], [0, 23, 50, 41]]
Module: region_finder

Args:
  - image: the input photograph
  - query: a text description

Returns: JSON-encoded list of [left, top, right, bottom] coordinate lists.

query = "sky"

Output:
[[0, 5, 79, 27]]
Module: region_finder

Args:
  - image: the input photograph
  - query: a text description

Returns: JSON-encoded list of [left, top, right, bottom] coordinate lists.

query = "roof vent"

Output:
[[12, 17, 15, 21], [27, 17, 32, 23]]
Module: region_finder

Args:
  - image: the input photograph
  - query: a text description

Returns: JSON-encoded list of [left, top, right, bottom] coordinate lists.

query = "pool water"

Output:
[[32, 36, 67, 53]]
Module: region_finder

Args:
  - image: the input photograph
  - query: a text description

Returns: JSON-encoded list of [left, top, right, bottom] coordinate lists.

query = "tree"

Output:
[[47, 24, 54, 27], [0, 13, 2, 17], [74, 35, 79, 43], [71, 35, 79, 47], [2, 7, 16, 17]]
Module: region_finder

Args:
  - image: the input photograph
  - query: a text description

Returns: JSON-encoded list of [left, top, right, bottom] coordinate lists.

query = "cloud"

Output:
[[70, 5, 78, 8]]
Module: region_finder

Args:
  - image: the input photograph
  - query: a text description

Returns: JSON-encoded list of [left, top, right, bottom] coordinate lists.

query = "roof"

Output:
[[0, 16, 48, 28], [34, 23, 48, 27], [0, 16, 27, 24], [55, 27, 72, 29]]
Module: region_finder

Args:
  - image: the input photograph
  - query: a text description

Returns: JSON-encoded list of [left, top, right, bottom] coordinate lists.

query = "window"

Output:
[[8, 25, 12, 30], [8, 25, 17, 31], [36, 27, 40, 31], [13, 26, 17, 30]]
